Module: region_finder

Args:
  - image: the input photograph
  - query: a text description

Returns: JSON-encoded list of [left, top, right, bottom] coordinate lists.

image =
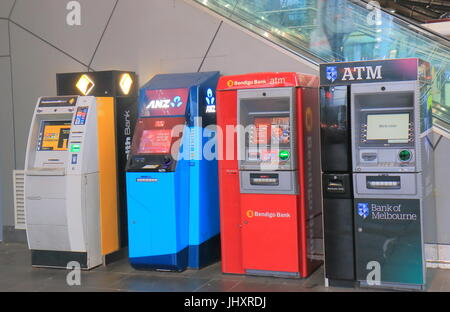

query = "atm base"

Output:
[[359, 280, 425, 291], [328, 279, 358, 288], [31, 250, 90, 270], [104, 247, 128, 266], [129, 247, 189, 272], [188, 234, 221, 269], [129, 235, 221, 272]]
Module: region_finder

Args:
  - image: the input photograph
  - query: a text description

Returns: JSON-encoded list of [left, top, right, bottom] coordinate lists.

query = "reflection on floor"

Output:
[[1, 243, 449, 292]]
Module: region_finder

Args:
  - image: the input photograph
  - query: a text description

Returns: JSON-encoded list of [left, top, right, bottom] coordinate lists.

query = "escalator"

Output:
[[192, 0, 450, 132]]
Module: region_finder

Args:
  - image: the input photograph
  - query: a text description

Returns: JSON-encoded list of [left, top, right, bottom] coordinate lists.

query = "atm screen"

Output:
[[37, 120, 71, 151], [366, 113, 410, 142], [252, 117, 290, 146], [138, 129, 172, 154]]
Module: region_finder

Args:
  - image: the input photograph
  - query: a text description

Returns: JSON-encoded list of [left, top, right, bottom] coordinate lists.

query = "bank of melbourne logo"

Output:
[[326, 66, 338, 82], [358, 203, 370, 219], [170, 96, 183, 108]]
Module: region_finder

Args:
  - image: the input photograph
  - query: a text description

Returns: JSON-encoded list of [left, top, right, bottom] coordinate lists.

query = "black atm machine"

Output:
[[320, 68, 356, 288], [320, 59, 435, 290]]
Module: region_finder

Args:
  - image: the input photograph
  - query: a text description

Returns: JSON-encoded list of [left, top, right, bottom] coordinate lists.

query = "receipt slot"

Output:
[[126, 72, 220, 271], [217, 73, 322, 278], [320, 59, 436, 290], [24, 96, 109, 269]]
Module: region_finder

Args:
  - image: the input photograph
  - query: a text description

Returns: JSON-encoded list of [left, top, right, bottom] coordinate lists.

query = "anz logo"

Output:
[[205, 88, 216, 114], [146, 96, 183, 110], [171, 96, 183, 108]]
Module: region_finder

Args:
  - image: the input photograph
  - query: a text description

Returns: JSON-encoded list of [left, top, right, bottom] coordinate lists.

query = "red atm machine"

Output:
[[217, 73, 322, 278]]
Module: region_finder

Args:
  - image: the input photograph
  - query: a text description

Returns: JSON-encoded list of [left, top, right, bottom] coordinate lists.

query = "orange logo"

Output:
[[305, 107, 313, 132], [246, 210, 254, 218], [227, 80, 234, 87]]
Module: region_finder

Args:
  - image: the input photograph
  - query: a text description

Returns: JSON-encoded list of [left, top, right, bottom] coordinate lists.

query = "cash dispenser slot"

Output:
[[326, 180, 345, 193], [366, 176, 401, 189], [250, 173, 279, 186]]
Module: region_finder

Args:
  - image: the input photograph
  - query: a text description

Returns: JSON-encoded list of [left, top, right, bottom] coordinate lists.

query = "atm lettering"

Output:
[[342, 66, 383, 81], [270, 77, 286, 85], [342, 67, 355, 81], [366, 65, 383, 80], [354, 67, 366, 80]]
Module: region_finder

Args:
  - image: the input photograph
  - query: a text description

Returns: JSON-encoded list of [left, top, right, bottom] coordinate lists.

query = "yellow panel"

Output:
[[96, 97, 120, 255]]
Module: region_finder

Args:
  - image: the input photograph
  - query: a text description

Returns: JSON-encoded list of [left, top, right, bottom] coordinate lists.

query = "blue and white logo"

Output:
[[170, 96, 183, 108], [326, 66, 338, 83], [205, 88, 216, 113], [205, 88, 215, 105], [358, 203, 370, 219]]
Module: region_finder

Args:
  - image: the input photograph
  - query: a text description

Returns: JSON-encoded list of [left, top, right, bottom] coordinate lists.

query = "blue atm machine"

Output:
[[126, 72, 221, 271]]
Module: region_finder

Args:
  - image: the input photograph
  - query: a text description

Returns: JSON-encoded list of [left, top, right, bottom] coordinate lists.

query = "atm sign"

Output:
[[142, 88, 189, 116]]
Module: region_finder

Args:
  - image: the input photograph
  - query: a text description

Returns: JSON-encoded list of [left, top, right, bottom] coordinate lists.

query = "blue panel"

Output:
[[126, 126, 191, 271], [127, 71, 221, 271], [188, 129, 220, 247], [126, 172, 178, 258]]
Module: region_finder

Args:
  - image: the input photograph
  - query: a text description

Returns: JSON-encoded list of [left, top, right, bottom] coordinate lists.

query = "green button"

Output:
[[71, 144, 81, 153], [399, 150, 411, 162], [279, 150, 290, 161]]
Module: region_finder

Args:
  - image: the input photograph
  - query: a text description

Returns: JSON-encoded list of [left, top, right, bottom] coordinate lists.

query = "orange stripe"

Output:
[[96, 97, 119, 255]]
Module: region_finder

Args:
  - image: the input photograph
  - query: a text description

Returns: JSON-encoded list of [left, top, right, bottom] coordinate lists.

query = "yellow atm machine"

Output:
[[56, 71, 138, 263]]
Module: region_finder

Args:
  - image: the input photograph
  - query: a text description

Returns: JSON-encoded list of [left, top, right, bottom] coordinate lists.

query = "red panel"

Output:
[[241, 194, 300, 273], [296, 87, 308, 277], [219, 169, 244, 274], [141, 88, 189, 116], [217, 90, 238, 170], [299, 86, 323, 277], [217, 89, 243, 274], [216, 73, 321, 277], [218, 72, 318, 91], [218, 72, 298, 90]]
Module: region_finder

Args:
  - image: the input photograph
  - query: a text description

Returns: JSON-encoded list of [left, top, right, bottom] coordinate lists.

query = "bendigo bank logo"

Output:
[[246, 210, 254, 218]]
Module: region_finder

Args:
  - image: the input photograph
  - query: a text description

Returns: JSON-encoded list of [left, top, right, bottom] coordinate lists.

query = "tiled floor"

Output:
[[1, 242, 449, 292]]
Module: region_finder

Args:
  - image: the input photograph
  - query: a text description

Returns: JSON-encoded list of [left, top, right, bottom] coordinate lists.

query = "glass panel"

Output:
[[194, 0, 450, 130]]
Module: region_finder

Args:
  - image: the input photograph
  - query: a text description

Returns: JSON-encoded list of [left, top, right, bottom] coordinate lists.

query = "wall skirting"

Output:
[[2, 226, 26, 243], [426, 243, 450, 269]]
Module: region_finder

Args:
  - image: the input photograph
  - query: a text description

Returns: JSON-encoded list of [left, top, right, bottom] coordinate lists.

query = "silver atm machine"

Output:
[[320, 58, 436, 290], [24, 96, 102, 269]]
